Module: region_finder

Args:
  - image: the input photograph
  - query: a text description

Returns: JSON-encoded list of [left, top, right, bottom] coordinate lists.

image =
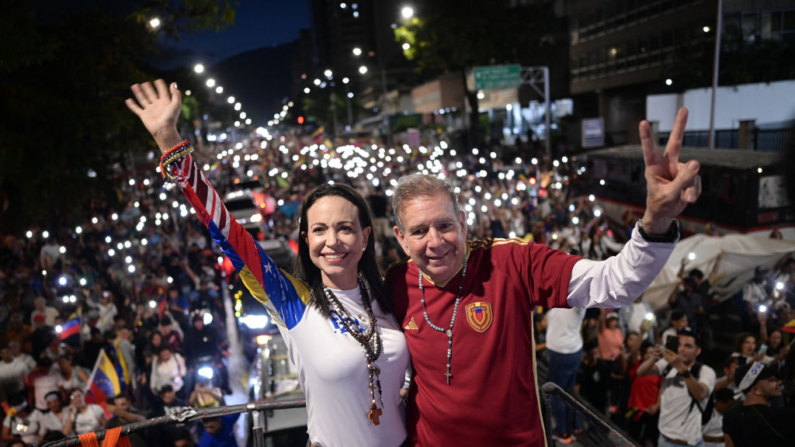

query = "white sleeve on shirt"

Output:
[[567, 221, 677, 308], [655, 358, 669, 375]]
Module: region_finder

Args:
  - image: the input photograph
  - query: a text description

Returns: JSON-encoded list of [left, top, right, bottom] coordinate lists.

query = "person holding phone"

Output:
[[637, 328, 716, 447]]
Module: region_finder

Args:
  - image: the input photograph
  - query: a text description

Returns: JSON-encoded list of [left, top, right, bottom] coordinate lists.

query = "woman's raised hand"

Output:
[[125, 79, 183, 153]]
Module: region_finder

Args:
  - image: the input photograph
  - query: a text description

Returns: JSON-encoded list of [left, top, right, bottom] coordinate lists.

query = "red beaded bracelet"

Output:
[[162, 140, 191, 159], [159, 144, 194, 181]]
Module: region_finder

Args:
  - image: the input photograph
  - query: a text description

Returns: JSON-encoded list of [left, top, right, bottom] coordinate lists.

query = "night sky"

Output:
[[166, 0, 312, 68], [30, 0, 312, 69]]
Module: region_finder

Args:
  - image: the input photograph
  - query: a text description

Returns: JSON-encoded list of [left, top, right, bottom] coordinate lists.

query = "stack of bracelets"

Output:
[[159, 140, 194, 182]]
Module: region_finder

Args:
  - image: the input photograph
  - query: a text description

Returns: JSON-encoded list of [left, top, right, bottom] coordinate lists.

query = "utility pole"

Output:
[[708, 0, 723, 150]]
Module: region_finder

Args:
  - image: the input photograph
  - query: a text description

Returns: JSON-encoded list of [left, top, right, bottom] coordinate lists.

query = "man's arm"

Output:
[[724, 434, 735, 447], [106, 404, 146, 423], [567, 109, 700, 309]]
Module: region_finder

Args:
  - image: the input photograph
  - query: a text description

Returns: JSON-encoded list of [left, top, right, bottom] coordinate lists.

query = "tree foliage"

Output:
[[394, 0, 566, 145], [0, 0, 235, 232]]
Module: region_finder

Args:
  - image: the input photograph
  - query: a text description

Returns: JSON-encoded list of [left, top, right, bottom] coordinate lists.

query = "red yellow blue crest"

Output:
[[465, 301, 493, 333]]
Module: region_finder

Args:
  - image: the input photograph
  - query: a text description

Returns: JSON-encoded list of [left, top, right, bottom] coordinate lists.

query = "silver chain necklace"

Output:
[[418, 256, 467, 385]]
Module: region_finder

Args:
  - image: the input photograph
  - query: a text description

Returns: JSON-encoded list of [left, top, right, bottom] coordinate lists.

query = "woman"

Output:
[[1, 403, 40, 445], [127, 80, 408, 447], [732, 332, 763, 366], [149, 346, 186, 395], [626, 342, 662, 445], [761, 329, 791, 364], [37, 391, 70, 441], [58, 354, 89, 394], [63, 389, 106, 435]]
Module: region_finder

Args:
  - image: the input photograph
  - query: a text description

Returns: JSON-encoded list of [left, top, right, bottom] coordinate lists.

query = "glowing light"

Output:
[[688, 252, 696, 261], [206, 78, 216, 87], [359, 66, 368, 74], [194, 64, 205, 74], [401, 6, 414, 18], [665, 78, 673, 86], [59, 246, 66, 254], [402, 43, 410, 50], [352, 47, 362, 56], [149, 17, 161, 29], [589, 195, 595, 202]]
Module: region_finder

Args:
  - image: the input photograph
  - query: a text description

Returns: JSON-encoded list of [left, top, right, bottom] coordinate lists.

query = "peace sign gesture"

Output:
[[640, 108, 702, 234]]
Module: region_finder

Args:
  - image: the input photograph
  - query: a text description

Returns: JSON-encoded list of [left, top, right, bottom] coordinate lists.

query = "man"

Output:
[[151, 385, 190, 446], [30, 314, 53, 361], [668, 277, 703, 331], [545, 307, 586, 442], [637, 329, 716, 447], [27, 357, 64, 412], [0, 345, 31, 407], [387, 109, 702, 445], [743, 267, 772, 321], [618, 295, 657, 344], [199, 414, 239, 447], [661, 310, 689, 346], [105, 394, 146, 447], [702, 388, 735, 447], [183, 313, 230, 395], [722, 362, 795, 447], [30, 298, 59, 327], [8, 341, 36, 370]]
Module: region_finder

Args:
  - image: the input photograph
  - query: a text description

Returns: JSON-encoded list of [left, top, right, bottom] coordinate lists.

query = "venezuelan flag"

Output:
[[109, 339, 131, 388], [782, 318, 795, 334], [59, 314, 81, 344], [85, 350, 122, 415], [312, 126, 325, 143]]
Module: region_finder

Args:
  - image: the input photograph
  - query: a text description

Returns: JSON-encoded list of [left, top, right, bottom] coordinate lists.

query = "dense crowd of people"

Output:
[[1, 123, 794, 446]]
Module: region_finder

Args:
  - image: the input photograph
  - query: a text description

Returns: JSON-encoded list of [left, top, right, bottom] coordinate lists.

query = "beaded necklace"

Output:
[[323, 280, 385, 426], [418, 256, 467, 385]]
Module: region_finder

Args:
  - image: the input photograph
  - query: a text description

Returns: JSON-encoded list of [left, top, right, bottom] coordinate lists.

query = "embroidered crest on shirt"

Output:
[[404, 317, 419, 330], [465, 301, 493, 332]]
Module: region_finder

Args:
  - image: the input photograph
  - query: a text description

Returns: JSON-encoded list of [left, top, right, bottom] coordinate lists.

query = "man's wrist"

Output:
[[678, 367, 691, 376], [641, 215, 674, 235]]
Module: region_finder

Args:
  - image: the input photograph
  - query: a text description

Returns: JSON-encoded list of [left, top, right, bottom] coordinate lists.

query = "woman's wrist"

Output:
[[153, 128, 183, 154]]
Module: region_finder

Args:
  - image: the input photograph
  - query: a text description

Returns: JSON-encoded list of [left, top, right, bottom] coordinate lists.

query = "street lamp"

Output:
[[342, 77, 350, 84], [206, 78, 216, 87], [215, 86, 223, 94], [227, 96, 235, 103], [149, 17, 161, 29], [194, 64, 205, 74], [352, 47, 362, 56], [402, 43, 410, 50], [304, 87, 311, 94], [359, 66, 368, 74], [401, 6, 414, 19]]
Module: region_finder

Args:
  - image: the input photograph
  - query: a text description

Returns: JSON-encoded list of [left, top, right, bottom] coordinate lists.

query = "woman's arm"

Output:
[[126, 80, 310, 331], [707, 251, 724, 286]]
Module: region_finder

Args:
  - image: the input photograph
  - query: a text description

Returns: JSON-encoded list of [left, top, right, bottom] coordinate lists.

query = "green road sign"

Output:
[[473, 65, 521, 90]]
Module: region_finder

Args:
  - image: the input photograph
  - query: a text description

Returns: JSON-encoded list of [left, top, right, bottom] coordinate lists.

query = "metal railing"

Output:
[[541, 382, 639, 447], [40, 399, 307, 447], [43, 385, 639, 447]]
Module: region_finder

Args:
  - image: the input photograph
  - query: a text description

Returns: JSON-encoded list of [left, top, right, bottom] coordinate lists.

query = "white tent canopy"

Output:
[[644, 234, 795, 310]]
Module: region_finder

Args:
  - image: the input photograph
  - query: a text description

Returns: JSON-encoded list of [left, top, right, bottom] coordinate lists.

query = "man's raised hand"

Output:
[[640, 108, 702, 234]]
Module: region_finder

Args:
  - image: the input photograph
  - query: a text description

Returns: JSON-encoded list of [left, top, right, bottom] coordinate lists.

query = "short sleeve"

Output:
[[3, 414, 10, 428], [699, 366, 717, 394], [91, 405, 105, 419], [525, 242, 581, 309]]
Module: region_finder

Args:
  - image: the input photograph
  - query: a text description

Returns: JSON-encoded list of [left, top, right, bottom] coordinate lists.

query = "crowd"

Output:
[[537, 234, 795, 446], [1, 119, 794, 446]]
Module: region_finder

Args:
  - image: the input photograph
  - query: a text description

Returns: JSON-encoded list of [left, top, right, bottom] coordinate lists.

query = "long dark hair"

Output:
[[293, 183, 391, 318]]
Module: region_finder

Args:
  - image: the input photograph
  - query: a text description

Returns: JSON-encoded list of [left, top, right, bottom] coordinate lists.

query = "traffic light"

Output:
[[297, 116, 305, 124]]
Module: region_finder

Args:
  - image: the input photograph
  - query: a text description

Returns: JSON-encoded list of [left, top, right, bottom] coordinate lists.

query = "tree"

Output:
[[0, 0, 235, 232], [394, 0, 567, 147]]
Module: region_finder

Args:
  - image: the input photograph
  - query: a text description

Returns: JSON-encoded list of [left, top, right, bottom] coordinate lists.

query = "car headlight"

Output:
[[241, 314, 269, 329], [250, 213, 262, 223]]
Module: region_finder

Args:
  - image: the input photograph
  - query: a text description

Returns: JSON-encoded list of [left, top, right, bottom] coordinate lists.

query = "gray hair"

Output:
[[392, 174, 460, 230]]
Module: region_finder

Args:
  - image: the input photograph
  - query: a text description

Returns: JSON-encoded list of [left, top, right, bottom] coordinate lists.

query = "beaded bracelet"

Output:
[[159, 144, 195, 182], [163, 140, 191, 158]]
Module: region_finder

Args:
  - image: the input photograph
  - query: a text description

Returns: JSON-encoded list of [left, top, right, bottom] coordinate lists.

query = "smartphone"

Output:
[[665, 335, 679, 353], [736, 356, 748, 366], [758, 344, 768, 356]]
